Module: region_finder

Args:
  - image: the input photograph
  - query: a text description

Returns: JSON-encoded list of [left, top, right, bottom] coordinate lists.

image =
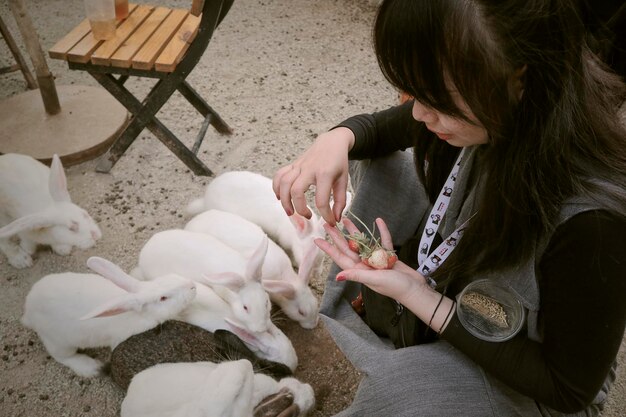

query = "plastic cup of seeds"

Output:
[[456, 279, 525, 342]]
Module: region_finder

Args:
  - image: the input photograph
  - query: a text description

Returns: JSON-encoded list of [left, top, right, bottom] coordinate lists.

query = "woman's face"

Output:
[[411, 91, 489, 147]]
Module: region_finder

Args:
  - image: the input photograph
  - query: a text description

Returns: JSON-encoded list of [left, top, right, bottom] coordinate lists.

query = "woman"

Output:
[[273, 0, 626, 416]]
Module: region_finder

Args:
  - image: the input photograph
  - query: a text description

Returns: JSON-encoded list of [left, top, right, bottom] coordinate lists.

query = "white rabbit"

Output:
[[184, 209, 320, 329], [0, 153, 102, 268], [137, 229, 298, 370], [121, 360, 256, 417], [20, 256, 197, 377], [137, 229, 276, 334], [121, 359, 315, 417], [179, 282, 298, 371], [185, 171, 327, 271]]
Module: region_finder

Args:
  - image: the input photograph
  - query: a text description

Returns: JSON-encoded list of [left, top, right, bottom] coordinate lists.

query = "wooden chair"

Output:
[[48, 0, 234, 176], [0, 13, 37, 90]]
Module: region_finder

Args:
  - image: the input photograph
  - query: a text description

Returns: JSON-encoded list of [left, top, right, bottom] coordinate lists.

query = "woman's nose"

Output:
[[412, 100, 438, 124]]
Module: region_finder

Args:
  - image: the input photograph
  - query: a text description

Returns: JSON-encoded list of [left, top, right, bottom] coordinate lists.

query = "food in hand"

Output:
[[343, 213, 397, 270], [346, 231, 367, 253], [362, 247, 398, 270]]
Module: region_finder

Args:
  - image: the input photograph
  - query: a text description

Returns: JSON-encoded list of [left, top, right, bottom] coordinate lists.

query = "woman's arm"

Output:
[[336, 100, 419, 159], [273, 101, 419, 225], [441, 210, 626, 412]]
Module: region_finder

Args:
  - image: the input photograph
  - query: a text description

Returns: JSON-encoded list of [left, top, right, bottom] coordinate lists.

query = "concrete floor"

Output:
[[1, 0, 624, 416]]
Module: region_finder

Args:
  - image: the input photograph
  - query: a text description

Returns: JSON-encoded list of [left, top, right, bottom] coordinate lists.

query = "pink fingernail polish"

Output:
[[336, 274, 346, 282]]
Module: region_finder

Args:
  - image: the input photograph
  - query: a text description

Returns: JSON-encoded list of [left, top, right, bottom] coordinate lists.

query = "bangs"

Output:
[[374, 0, 463, 118], [374, 0, 511, 128]]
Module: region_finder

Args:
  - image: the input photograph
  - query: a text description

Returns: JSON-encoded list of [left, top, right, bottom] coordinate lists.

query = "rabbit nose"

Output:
[[91, 230, 100, 240]]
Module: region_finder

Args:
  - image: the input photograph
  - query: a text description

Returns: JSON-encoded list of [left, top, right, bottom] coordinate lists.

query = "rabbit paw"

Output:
[[278, 378, 315, 414], [19, 239, 38, 255], [253, 388, 296, 417], [52, 244, 73, 256], [60, 354, 102, 378], [8, 250, 34, 269]]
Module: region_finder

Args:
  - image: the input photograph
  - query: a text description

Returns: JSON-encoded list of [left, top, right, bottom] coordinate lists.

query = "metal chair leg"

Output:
[[90, 72, 214, 176], [177, 81, 233, 135]]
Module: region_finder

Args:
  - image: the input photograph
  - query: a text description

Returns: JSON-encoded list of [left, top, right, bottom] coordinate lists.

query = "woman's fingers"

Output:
[[341, 217, 361, 235], [315, 238, 361, 270], [376, 217, 393, 250], [273, 164, 339, 223], [335, 263, 424, 302], [314, 175, 337, 226], [335, 268, 400, 301], [272, 164, 291, 199], [336, 268, 369, 283], [323, 224, 361, 263], [275, 164, 315, 218], [342, 217, 393, 250], [273, 129, 353, 224], [330, 175, 350, 223], [289, 173, 314, 219], [274, 165, 299, 216]]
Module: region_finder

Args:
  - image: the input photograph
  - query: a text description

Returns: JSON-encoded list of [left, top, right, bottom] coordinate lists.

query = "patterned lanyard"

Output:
[[417, 147, 473, 287]]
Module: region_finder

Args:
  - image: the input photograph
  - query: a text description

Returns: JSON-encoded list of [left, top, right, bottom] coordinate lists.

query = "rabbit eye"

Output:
[[160, 296, 168, 302], [243, 305, 249, 312], [298, 308, 305, 317], [69, 221, 80, 232]]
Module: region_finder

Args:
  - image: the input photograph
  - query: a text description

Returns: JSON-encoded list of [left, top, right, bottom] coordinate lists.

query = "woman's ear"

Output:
[[512, 65, 527, 100]]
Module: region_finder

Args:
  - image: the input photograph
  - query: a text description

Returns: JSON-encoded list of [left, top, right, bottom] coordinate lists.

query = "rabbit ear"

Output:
[[48, 154, 72, 203], [296, 243, 320, 284], [245, 235, 268, 282], [203, 361, 255, 417], [224, 317, 262, 346], [208, 360, 254, 396], [0, 213, 59, 238], [288, 213, 312, 238], [86, 256, 141, 293], [200, 272, 246, 291], [262, 280, 297, 300], [80, 295, 140, 319]]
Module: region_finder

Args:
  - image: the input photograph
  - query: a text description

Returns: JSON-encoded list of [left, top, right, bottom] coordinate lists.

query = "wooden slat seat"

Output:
[[49, 3, 200, 73], [47, 0, 234, 177]]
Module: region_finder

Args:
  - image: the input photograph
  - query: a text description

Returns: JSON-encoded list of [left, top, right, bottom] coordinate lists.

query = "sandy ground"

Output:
[[0, 0, 624, 416]]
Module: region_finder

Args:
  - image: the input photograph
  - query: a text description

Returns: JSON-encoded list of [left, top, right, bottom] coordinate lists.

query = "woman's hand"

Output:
[[315, 217, 430, 304], [272, 127, 355, 226]]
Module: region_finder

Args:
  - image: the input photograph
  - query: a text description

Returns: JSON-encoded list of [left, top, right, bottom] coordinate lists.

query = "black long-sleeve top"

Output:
[[337, 102, 626, 413]]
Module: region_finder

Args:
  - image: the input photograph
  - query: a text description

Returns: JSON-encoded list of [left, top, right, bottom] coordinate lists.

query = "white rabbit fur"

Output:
[[185, 171, 327, 271], [185, 209, 320, 329], [136, 229, 275, 334], [0, 153, 102, 269], [136, 229, 298, 370], [121, 359, 315, 417], [20, 256, 196, 377], [179, 283, 298, 371]]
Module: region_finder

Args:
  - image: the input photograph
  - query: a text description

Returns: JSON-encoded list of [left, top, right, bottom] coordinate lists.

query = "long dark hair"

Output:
[[374, 0, 626, 279]]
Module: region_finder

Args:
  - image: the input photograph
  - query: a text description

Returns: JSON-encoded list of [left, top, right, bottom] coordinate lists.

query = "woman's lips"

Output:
[[434, 131, 452, 140], [426, 125, 452, 140]]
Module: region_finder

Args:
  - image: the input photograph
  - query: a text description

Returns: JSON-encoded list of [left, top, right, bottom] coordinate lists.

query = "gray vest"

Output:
[[434, 146, 616, 410]]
